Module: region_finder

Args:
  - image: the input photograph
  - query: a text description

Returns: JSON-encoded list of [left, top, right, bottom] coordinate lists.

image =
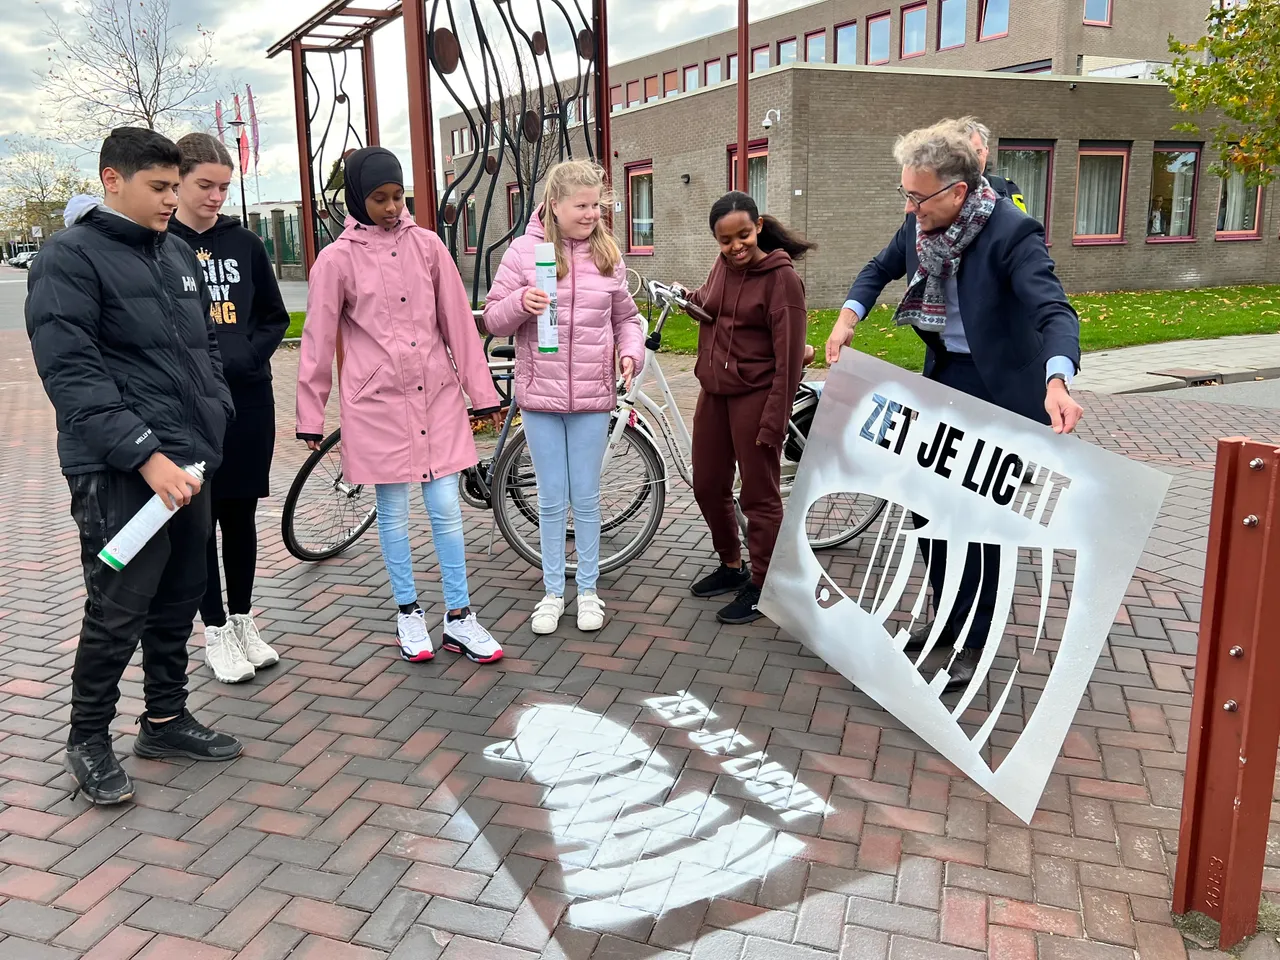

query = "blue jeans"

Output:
[[374, 476, 470, 612], [521, 410, 610, 596]]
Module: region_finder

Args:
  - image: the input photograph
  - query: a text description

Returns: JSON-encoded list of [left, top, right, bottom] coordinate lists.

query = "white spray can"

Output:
[[533, 241, 559, 354], [98, 462, 206, 571]]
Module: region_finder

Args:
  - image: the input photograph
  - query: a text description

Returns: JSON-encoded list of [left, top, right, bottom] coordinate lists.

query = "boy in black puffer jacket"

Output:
[[26, 127, 242, 806]]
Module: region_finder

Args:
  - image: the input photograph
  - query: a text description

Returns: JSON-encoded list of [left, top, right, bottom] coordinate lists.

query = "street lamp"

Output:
[[226, 118, 250, 225]]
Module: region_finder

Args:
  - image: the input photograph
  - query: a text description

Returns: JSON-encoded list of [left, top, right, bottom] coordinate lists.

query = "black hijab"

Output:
[[344, 147, 404, 226]]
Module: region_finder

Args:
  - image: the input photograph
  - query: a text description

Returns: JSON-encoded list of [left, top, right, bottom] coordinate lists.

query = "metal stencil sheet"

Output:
[[759, 349, 1171, 822]]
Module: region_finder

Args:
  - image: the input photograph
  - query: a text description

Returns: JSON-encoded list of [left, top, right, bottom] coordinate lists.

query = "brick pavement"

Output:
[[3, 330, 1280, 959]]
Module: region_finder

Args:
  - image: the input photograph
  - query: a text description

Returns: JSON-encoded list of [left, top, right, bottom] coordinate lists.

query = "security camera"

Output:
[[761, 108, 781, 130], [761, 117, 773, 130]]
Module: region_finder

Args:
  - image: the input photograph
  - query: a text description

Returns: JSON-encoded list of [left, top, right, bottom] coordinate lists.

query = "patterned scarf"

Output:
[[892, 178, 999, 332]]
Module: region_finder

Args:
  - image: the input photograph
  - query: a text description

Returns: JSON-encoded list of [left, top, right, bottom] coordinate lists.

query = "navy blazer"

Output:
[[846, 202, 1080, 425]]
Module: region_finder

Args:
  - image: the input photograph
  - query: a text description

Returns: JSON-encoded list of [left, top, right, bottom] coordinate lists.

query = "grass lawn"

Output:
[[282, 285, 1280, 371]]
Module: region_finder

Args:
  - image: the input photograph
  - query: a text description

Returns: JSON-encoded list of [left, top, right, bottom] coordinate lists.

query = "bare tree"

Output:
[[38, 0, 218, 143], [0, 138, 97, 241]]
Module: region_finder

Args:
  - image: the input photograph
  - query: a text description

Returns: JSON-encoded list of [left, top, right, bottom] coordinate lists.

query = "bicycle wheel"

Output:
[[491, 422, 666, 576], [281, 429, 378, 561]]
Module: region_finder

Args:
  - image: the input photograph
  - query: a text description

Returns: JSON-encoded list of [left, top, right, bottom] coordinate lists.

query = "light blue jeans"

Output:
[[374, 476, 470, 612], [521, 410, 610, 596]]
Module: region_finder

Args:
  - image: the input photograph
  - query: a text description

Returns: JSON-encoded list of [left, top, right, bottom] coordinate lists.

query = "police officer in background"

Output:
[[956, 116, 1027, 214]]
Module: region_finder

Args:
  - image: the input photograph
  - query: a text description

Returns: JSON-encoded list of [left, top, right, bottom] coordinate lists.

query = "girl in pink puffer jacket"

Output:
[[483, 160, 645, 636]]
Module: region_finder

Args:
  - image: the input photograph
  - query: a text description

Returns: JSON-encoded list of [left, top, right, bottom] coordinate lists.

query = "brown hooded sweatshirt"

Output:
[[690, 248, 808, 449]]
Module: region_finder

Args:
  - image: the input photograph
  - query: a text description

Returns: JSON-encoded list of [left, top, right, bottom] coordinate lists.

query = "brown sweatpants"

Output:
[[692, 388, 784, 588]]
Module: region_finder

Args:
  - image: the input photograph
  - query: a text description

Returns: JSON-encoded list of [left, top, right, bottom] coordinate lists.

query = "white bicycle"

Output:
[[484, 280, 887, 575]]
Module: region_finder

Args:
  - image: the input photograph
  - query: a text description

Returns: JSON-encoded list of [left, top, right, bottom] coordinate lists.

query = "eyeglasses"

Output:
[[897, 181, 962, 209]]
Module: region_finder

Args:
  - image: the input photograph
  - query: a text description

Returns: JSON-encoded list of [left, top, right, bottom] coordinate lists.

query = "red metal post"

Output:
[[736, 0, 749, 194], [593, 0, 612, 192], [403, 0, 438, 229], [1173, 437, 1280, 949], [290, 40, 319, 276], [362, 34, 381, 146]]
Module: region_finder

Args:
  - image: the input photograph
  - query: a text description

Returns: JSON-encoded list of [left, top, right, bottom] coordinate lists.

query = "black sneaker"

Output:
[[691, 563, 752, 599], [717, 582, 763, 625], [65, 734, 134, 805], [134, 711, 242, 762]]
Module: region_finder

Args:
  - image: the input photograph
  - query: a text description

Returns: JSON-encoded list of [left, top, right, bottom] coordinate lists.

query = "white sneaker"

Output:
[[576, 591, 606, 632], [396, 609, 434, 662], [228, 613, 279, 669], [531, 595, 565, 635], [205, 624, 255, 683], [441, 613, 504, 664]]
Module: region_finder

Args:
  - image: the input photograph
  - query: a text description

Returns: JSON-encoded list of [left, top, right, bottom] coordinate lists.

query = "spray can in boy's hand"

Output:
[[534, 242, 559, 353], [98, 462, 206, 571]]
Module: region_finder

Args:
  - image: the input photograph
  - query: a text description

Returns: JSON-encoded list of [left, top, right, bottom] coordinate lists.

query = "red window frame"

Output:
[[643, 75, 659, 103], [867, 12, 891, 65], [463, 195, 478, 254], [610, 85, 622, 112], [834, 20, 858, 64], [751, 45, 770, 72], [937, 0, 967, 50], [997, 141, 1054, 239], [705, 58, 723, 84], [507, 182, 521, 230], [626, 80, 640, 107], [900, 2, 928, 59], [1083, 0, 1113, 26], [684, 63, 700, 91], [979, 0, 1010, 41], [1073, 146, 1130, 245], [1145, 144, 1200, 244], [1215, 174, 1264, 241], [726, 139, 770, 192], [805, 29, 826, 62], [777, 37, 798, 66], [626, 161, 654, 255], [727, 53, 739, 80], [663, 70, 679, 97]]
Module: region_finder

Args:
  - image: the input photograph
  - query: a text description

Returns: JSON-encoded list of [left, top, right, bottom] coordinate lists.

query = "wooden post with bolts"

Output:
[[1173, 438, 1280, 949]]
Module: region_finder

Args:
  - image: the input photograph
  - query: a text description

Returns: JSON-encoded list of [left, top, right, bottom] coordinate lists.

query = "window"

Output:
[[727, 53, 738, 80], [752, 45, 770, 72], [1147, 146, 1199, 240], [644, 76, 659, 103], [626, 80, 640, 107], [564, 99, 577, 125], [465, 196, 478, 253], [835, 21, 858, 64], [684, 64, 700, 91], [1216, 172, 1261, 238], [627, 163, 654, 253], [663, 70, 679, 97], [806, 30, 826, 62], [939, 0, 967, 49], [778, 38, 798, 65], [868, 13, 891, 64], [901, 3, 927, 58], [610, 85, 622, 112], [706, 59, 723, 84], [1084, 0, 1112, 24], [1074, 146, 1129, 243], [980, 0, 1010, 39], [728, 143, 769, 213], [507, 183, 521, 229], [998, 142, 1053, 229]]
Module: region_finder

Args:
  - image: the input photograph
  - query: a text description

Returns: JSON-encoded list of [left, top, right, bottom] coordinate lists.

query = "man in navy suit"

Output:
[[825, 120, 1082, 692]]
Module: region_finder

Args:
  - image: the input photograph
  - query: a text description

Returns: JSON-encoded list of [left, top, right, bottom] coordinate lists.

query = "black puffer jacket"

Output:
[[26, 203, 234, 476]]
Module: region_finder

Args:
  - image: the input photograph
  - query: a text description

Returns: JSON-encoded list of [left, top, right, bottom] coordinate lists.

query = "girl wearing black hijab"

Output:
[[295, 148, 507, 665]]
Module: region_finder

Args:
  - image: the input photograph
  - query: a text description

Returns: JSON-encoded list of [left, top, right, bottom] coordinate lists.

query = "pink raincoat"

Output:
[[482, 208, 645, 413], [296, 211, 501, 485]]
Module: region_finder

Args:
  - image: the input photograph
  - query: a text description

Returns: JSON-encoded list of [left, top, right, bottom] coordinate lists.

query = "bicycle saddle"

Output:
[[489, 344, 516, 360]]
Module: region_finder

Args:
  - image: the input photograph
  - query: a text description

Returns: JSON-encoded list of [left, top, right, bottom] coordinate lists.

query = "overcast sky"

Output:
[[1, 0, 818, 205]]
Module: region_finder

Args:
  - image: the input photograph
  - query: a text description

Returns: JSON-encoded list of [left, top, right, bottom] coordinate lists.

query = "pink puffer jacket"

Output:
[[483, 209, 644, 414]]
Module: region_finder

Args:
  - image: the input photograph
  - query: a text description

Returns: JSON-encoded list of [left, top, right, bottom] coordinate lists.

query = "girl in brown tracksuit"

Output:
[[686, 191, 815, 625]]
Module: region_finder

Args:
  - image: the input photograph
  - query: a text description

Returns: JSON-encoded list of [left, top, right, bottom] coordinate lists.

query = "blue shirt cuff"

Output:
[[842, 299, 867, 319], [1045, 355, 1075, 385]]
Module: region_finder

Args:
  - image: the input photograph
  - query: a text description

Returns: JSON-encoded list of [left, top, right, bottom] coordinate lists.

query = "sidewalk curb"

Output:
[[1114, 365, 1280, 395]]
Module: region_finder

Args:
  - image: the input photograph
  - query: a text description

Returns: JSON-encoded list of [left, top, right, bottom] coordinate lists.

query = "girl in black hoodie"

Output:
[[686, 192, 815, 625], [170, 133, 288, 684]]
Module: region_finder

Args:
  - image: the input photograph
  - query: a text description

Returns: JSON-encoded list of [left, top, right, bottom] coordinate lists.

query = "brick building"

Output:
[[440, 0, 1277, 304]]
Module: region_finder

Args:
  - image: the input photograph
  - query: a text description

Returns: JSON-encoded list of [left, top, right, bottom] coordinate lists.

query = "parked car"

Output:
[[7, 251, 37, 269]]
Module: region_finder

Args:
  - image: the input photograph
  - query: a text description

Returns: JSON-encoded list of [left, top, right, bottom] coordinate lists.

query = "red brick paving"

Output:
[[4, 331, 1280, 958]]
